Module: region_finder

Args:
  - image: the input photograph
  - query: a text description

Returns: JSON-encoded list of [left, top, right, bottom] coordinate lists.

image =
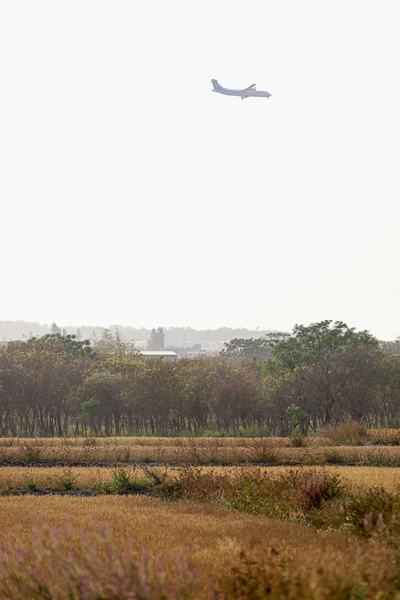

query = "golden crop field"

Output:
[[168, 465, 400, 493], [0, 465, 154, 490], [1, 428, 399, 449], [0, 494, 358, 598], [1, 464, 400, 493], [1, 436, 297, 448], [1, 460, 400, 597], [3, 430, 400, 597], [3, 425, 400, 445], [2, 434, 400, 466]]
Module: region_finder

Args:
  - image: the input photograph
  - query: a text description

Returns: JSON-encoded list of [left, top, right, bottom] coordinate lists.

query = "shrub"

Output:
[[159, 467, 340, 519], [22, 474, 39, 490], [290, 469, 344, 511], [322, 421, 367, 446], [246, 438, 283, 463], [111, 469, 142, 493], [20, 442, 42, 462], [323, 449, 348, 464], [308, 488, 400, 537], [289, 433, 306, 448], [92, 468, 156, 494]]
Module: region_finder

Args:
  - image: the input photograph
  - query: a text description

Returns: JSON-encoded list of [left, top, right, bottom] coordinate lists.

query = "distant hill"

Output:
[[0, 321, 270, 346], [0, 321, 51, 340]]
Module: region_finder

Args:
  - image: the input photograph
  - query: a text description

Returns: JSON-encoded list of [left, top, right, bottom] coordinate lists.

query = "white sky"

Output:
[[1, 0, 399, 340]]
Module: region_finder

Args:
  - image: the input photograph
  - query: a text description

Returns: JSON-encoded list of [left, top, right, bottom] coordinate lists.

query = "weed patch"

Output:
[[158, 467, 345, 520], [54, 468, 78, 490], [92, 468, 156, 494], [309, 487, 400, 537]]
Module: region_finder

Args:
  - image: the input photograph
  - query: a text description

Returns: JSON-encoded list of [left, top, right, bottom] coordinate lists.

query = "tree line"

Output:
[[0, 321, 399, 437]]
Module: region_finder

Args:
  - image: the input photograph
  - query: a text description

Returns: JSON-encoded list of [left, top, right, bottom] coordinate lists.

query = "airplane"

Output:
[[211, 79, 271, 99]]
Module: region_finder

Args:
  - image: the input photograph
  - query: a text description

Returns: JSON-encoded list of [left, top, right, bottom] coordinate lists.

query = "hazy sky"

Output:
[[1, 1, 399, 340]]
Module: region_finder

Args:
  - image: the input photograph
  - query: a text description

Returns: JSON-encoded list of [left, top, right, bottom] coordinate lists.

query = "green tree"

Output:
[[0, 335, 94, 436], [262, 321, 379, 429], [28, 334, 97, 360], [82, 396, 100, 418], [74, 372, 120, 435], [265, 320, 378, 371], [221, 337, 273, 361]]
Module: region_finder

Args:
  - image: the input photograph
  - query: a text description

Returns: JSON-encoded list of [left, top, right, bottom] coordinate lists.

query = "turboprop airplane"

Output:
[[211, 79, 271, 99]]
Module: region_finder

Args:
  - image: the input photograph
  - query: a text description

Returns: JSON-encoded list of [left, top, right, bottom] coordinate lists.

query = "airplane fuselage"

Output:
[[211, 79, 271, 99]]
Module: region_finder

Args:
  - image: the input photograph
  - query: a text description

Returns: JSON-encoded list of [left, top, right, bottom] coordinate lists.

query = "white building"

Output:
[[140, 351, 178, 363]]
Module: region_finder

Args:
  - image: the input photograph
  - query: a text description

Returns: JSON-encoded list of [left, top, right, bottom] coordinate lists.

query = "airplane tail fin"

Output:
[[211, 79, 222, 90]]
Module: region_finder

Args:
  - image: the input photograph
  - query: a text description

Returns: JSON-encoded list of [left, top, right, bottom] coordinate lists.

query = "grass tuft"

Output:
[[54, 468, 78, 490]]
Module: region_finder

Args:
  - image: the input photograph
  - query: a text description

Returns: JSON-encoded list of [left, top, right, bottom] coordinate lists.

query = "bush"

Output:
[[289, 433, 306, 448], [20, 442, 43, 462], [159, 466, 346, 519], [290, 469, 343, 511], [322, 421, 367, 446], [246, 438, 283, 463], [92, 468, 156, 494], [323, 449, 348, 464], [308, 487, 400, 537], [23, 475, 39, 490]]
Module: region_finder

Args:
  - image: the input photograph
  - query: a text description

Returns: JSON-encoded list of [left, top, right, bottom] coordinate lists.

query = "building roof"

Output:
[[140, 351, 177, 357]]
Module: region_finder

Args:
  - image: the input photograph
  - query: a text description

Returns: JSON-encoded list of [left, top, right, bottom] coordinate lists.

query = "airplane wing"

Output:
[[243, 84, 256, 91]]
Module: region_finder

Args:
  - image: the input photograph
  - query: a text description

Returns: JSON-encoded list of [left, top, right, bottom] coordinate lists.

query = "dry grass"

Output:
[[2, 495, 400, 598], [0, 436, 293, 448], [176, 465, 400, 493], [1, 463, 400, 494], [3, 430, 400, 598], [0, 495, 357, 598], [1, 434, 400, 469], [0, 437, 287, 464], [302, 465, 400, 493], [0, 466, 157, 491], [2, 469, 400, 597], [0, 429, 399, 449]]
